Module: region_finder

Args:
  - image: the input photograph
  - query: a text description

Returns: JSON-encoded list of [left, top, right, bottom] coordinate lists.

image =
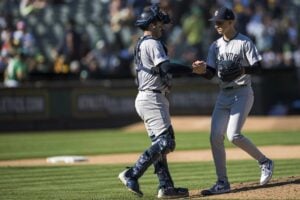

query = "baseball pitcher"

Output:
[[195, 6, 274, 196]]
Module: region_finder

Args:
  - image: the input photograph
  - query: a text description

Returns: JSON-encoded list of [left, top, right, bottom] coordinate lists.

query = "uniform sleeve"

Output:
[[206, 42, 217, 69], [147, 40, 169, 66], [244, 40, 262, 66]]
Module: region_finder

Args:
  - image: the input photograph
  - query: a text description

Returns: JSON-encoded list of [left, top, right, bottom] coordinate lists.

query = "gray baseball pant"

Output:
[[210, 86, 267, 182]]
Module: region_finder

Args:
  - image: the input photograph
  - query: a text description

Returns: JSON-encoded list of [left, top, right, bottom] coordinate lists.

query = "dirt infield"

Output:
[[1, 146, 299, 199], [123, 116, 300, 132], [1, 145, 299, 166], [1, 116, 299, 167]]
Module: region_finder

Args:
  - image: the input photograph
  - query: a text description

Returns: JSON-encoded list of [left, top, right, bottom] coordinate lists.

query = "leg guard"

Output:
[[128, 149, 158, 180], [153, 154, 174, 188], [129, 126, 176, 180], [153, 126, 175, 188]]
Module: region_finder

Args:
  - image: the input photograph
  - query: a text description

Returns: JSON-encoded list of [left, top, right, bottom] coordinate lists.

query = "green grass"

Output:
[[0, 130, 299, 160], [0, 129, 299, 199], [0, 159, 299, 200]]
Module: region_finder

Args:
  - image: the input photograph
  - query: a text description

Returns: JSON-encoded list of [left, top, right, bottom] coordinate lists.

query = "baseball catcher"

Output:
[[118, 3, 205, 199]]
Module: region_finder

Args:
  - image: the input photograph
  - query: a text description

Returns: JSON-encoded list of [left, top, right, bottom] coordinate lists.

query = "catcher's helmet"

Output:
[[135, 4, 171, 29]]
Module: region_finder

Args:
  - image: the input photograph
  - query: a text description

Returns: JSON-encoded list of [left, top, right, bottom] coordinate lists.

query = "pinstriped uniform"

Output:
[[135, 37, 172, 139], [206, 33, 267, 182]]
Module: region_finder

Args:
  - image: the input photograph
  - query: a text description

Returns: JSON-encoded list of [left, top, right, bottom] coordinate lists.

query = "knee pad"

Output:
[[149, 126, 176, 156], [156, 132, 176, 154], [137, 135, 174, 172]]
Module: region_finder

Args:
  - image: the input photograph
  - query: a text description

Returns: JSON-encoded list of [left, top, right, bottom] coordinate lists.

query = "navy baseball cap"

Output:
[[209, 7, 235, 21]]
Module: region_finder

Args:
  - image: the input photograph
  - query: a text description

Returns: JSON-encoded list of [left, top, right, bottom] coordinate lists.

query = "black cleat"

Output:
[[157, 187, 189, 199], [201, 180, 231, 196]]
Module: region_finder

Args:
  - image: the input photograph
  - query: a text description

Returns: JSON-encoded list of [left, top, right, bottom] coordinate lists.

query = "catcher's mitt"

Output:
[[218, 60, 243, 82]]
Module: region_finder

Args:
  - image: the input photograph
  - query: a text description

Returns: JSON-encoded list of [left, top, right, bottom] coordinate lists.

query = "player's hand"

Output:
[[192, 60, 206, 74]]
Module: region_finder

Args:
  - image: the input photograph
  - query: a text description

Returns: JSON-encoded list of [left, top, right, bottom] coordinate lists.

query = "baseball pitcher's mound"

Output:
[[189, 176, 299, 199]]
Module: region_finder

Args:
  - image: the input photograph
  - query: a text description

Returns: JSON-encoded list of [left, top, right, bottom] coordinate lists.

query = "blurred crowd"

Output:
[[0, 0, 300, 86]]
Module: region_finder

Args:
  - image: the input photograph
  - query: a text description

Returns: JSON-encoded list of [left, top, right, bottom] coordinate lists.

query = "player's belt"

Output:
[[223, 84, 248, 90], [151, 90, 162, 93], [139, 90, 168, 96], [139, 90, 162, 93]]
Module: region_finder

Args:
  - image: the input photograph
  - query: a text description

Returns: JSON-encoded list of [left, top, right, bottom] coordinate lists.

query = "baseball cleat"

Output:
[[118, 168, 143, 197], [201, 180, 231, 195], [157, 187, 189, 199], [260, 159, 274, 185]]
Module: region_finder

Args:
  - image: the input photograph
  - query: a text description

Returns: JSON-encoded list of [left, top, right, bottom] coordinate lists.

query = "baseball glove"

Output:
[[218, 60, 243, 82]]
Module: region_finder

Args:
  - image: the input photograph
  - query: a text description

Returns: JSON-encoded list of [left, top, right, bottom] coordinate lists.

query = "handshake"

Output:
[[192, 60, 207, 75]]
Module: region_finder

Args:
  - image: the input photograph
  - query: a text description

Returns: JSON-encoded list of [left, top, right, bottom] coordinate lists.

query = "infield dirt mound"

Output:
[[190, 176, 299, 200]]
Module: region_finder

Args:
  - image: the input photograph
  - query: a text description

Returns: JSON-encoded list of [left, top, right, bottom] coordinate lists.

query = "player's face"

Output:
[[150, 21, 164, 38], [214, 20, 231, 35]]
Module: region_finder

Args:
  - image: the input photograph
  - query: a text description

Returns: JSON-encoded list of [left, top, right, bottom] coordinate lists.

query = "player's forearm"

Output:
[[159, 61, 192, 75], [243, 62, 262, 74]]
